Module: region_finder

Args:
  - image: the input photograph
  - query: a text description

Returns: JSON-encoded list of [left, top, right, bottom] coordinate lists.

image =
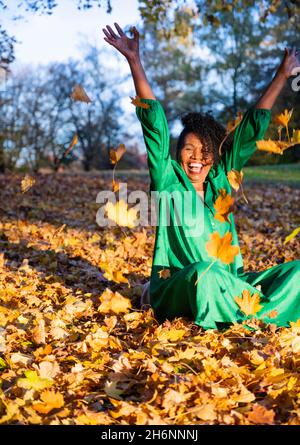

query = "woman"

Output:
[[102, 23, 300, 330]]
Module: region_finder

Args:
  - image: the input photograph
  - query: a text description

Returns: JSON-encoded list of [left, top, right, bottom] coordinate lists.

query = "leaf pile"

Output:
[[0, 172, 299, 425]]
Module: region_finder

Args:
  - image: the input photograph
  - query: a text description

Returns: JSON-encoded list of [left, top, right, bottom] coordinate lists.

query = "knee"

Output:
[[185, 261, 220, 281]]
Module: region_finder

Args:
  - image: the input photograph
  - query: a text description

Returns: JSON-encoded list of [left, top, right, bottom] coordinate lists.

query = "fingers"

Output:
[[114, 22, 125, 37], [106, 25, 118, 39]]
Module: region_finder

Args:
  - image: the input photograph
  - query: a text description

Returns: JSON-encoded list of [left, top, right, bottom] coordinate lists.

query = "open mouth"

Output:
[[187, 162, 203, 174]]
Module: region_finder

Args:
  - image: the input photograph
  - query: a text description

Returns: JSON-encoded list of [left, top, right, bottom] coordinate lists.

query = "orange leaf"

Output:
[[205, 231, 239, 264], [109, 143, 126, 165], [248, 403, 275, 424], [234, 289, 263, 316], [213, 188, 235, 223], [158, 268, 171, 279], [130, 95, 150, 109], [256, 139, 292, 154], [33, 390, 64, 414], [70, 84, 92, 103], [273, 108, 293, 128]]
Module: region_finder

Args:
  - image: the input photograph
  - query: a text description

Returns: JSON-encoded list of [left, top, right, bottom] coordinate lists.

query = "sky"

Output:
[[2, 0, 153, 150], [2, 0, 140, 67]]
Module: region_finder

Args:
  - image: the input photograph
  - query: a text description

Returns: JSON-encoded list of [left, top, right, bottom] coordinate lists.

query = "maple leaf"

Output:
[[105, 199, 138, 228], [109, 143, 126, 165], [273, 108, 293, 128], [21, 174, 35, 193], [130, 95, 150, 109], [205, 231, 239, 265], [98, 288, 132, 314], [158, 268, 171, 279], [33, 390, 64, 414], [70, 84, 92, 103], [227, 169, 244, 191], [213, 188, 235, 223], [256, 139, 293, 154], [227, 169, 248, 204], [284, 226, 300, 244], [247, 403, 275, 424], [99, 262, 129, 284], [17, 370, 53, 391], [234, 289, 263, 316]]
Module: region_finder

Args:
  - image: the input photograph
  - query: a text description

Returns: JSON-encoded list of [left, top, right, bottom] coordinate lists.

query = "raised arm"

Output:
[[102, 23, 176, 191], [102, 22, 155, 100], [220, 47, 299, 173], [254, 47, 300, 109]]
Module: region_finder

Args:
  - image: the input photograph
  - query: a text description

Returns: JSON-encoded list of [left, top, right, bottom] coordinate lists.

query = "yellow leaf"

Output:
[[105, 199, 138, 228], [98, 288, 131, 314], [213, 188, 235, 223], [292, 129, 300, 143], [284, 226, 300, 244], [130, 95, 150, 109], [205, 231, 239, 264], [109, 143, 126, 164], [234, 289, 263, 316], [273, 108, 293, 128], [21, 174, 35, 193], [227, 169, 244, 191], [99, 262, 129, 284], [194, 403, 217, 421], [17, 370, 53, 391], [70, 84, 92, 103], [256, 139, 292, 154]]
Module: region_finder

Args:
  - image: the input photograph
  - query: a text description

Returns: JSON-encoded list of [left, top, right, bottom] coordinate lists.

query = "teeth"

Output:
[[189, 163, 203, 167]]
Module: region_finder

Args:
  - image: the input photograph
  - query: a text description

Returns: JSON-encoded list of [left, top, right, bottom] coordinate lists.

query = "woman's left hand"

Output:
[[277, 46, 300, 80]]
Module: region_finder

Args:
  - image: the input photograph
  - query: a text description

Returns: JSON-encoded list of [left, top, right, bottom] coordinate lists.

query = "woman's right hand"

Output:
[[102, 22, 140, 61]]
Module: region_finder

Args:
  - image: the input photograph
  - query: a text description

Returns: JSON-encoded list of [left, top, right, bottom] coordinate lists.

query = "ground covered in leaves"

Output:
[[0, 171, 299, 425]]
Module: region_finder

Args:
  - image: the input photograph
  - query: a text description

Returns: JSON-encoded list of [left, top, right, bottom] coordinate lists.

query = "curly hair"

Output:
[[176, 111, 234, 166]]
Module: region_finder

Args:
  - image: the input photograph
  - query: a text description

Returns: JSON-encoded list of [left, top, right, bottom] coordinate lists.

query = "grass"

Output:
[[96, 163, 300, 187], [243, 163, 300, 187]]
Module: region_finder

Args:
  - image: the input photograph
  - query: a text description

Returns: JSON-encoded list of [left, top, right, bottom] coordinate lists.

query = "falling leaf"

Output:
[[284, 226, 300, 244], [273, 108, 293, 128], [256, 139, 292, 154], [99, 262, 129, 284], [21, 175, 35, 193], [61, 134, 79, 160], [219, 112, 243, 156], [112, 179, 120, 192], [105, 199, 138, 228], [158, 268, 171, 279], [205, 231, 239, 265], [130, 95, 150, 109], [227, 169, 244, 191], [33, 390, 64, 414], [70, 84, 92, 103], [109, 143, 126, 165], [213, 188, 235, 223], [234, 289, 263, 316], [292, 129, 300, 143]]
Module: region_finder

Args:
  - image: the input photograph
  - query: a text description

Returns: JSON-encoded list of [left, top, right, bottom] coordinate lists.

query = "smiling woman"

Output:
[[103, 22, 300, 330]]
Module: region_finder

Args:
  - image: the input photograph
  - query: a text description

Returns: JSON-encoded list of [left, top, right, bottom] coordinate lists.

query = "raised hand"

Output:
[[277, 46, 300, 79], [102, 22, 140, 61]]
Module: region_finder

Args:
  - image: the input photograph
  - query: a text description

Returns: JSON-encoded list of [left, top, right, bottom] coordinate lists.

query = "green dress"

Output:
[[136, 98, 300, 330]]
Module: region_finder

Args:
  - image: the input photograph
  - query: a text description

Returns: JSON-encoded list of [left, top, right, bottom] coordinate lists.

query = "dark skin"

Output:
[[102, 23, 300, 196]]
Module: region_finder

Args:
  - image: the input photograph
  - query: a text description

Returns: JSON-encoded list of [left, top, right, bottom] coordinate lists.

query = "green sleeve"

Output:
[[220, 107, 271, 173], [135, 98, 175, 191]]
